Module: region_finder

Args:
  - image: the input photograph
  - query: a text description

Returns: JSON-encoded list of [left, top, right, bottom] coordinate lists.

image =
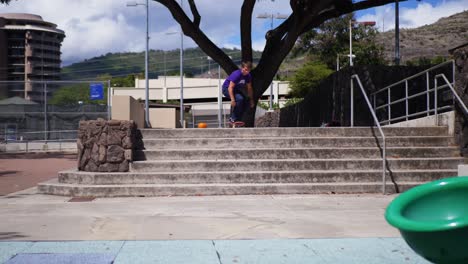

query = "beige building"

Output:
[[112, 76, 290, 106], [0, 13, 65, 102]]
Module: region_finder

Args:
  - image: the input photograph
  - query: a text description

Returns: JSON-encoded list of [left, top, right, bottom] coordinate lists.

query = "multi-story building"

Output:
[[0, 13, 65, 102]]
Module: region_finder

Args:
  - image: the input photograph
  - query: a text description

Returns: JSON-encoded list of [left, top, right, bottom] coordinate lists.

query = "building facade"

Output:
[[0, 13, 65, 102]]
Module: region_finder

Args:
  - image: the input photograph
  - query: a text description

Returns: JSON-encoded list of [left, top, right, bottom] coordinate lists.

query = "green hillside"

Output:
[[61, 47, 263, 81]]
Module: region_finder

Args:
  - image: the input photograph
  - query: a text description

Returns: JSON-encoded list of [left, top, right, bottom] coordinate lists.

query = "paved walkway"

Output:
[[0, 153, 429, 263], [0, 152, 76, 195]]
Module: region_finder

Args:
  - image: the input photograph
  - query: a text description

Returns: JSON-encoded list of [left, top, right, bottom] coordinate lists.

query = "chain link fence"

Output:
[[0, 80, 110, 148]]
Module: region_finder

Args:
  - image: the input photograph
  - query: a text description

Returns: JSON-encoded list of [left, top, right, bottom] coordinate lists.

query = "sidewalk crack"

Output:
[[211, 240, 223, 264]]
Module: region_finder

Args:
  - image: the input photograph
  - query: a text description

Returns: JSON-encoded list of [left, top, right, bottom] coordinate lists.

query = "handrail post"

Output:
[[373, 94, 376, 113], [434, 78, 438, 126], [405, 80, 409, 121], [351, 78, 354, 127], [387, 89, 391, 124], [426, 72, 430, 116], [383, 139, 386, 194], [351, 75, 387, 195]]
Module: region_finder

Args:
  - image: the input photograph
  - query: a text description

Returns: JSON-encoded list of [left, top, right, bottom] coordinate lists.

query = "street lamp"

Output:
[[257, 12, 287, 111], [127, 0, 150, 128], [349, 20, 376, 67], [165, 27, 184, 128]]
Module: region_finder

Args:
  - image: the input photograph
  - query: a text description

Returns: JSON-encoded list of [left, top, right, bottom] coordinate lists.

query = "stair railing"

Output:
[[351, 75, 387, 194], [370, 60, 455, 125], [434, 74, 468, 124]]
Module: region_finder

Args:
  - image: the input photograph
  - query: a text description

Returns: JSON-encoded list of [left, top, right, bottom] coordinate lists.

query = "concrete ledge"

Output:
[[459, 164, 468, 176], [38, 181, 420, 197], [385, 111, 455, 135]]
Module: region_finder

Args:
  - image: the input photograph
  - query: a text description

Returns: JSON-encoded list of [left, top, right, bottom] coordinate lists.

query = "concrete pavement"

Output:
[[1, 187, 400, 241], [0, 187, 431, 263]]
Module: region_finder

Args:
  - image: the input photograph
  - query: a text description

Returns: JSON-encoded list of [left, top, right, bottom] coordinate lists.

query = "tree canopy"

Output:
[[154, 0, 404, 125], [1, 0, 405, 125], [293, 12, 386, 69]]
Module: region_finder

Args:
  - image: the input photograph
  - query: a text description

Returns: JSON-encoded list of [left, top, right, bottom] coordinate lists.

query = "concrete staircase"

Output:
[[38, 127, 465, 197]]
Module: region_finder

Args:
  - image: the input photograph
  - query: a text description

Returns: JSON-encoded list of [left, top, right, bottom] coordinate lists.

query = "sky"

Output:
[[1, 0, 467, 66]]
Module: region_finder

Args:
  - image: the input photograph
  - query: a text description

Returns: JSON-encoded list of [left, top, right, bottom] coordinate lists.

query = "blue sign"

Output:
[[90, 83, 104, 100]]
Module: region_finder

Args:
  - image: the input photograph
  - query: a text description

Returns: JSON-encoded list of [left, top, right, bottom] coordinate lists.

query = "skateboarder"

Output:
[[222, 61, 255, 125]]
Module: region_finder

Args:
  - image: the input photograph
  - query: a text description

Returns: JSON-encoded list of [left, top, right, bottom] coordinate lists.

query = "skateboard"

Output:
[[229, 121, 245, 128]]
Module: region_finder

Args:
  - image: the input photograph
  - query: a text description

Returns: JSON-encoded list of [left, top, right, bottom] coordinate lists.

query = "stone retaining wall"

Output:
[[77, 119, 140, 172], [451, 43, 468, 156]]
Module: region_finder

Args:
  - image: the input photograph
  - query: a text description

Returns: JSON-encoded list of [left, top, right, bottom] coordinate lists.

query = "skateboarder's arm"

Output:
[[247, 82, 254, 108], [228, 81, 236, 107]]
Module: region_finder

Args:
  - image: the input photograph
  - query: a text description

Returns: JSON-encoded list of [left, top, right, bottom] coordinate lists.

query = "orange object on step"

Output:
[[197, 122, 207, 128]]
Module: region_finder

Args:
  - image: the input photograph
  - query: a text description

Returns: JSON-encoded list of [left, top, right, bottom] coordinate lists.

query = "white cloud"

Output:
[[357, 0, 468, 32], [1, 0, 292, 64], [5, 0, 464, 66]]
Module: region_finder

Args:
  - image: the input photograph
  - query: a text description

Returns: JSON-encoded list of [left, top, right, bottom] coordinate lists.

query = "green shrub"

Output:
[[288, 61, 333, 98]]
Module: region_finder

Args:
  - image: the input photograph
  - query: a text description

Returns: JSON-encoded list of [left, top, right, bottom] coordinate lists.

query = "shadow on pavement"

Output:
[[0, 171, 18, 177], [0, 232, 28, 240]]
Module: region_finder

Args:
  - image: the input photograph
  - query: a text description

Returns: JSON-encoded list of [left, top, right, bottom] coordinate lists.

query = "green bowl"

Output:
[[385, 176, 468, 264]]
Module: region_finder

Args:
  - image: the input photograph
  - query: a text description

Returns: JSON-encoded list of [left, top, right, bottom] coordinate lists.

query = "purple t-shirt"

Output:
[[222, 69, 252, 91]]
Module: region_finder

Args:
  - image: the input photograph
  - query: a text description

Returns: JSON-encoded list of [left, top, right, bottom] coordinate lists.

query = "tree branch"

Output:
[[187, 0, 201, 27], [240, 0, 256, 62], [153, 0, 237, 73]]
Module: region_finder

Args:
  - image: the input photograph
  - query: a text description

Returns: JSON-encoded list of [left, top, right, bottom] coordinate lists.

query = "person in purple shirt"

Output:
[[222, 61, 255, 123]]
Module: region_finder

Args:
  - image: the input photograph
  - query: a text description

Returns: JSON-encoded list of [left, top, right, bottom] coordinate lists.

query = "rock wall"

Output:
[[77, 119, 141, 172], [451, 43, 468, 156], [255, 110, 280, 127]]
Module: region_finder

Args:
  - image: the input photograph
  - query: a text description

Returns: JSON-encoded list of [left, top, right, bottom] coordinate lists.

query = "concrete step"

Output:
[[130, 158, 463, 172], [141, 136, 454, 149], [135, 147, 460, 161], [37, 180, 427, 197], [58, 169, 457, 185], [140, 127, 448, 139]]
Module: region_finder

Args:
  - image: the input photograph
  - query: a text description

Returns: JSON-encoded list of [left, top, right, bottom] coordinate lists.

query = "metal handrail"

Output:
[[372, 60, 455, 95], [351, 74, 387, 194], [435, 74, 468, 125], [371, 60, 455, 125]]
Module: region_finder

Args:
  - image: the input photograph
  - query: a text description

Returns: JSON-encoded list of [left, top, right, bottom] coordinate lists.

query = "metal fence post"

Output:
[[44, 82, 48, 142], [107, 80, 111, 120]]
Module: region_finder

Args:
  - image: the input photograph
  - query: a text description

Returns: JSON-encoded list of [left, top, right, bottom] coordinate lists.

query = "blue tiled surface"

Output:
[[214, 238, 430, 264], [0, 238, 431, 264], [113, 240, 220, 264], [5, 253, 115, 264], [0, 243, 32, 264], [24, 241, 124, 254]]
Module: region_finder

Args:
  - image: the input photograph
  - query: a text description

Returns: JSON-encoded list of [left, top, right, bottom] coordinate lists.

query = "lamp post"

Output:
[[349, 20, 376, 67], [127, 0, 150, 127], [257, 12, 287, 111], [178, 0, 184, 128], [165, 28, 184, 128]]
